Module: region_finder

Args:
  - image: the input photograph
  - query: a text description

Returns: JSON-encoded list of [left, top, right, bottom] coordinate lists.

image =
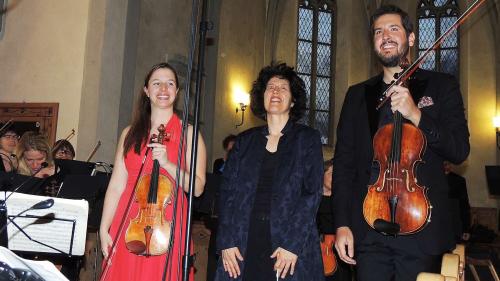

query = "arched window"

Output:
[[417, 0, 460, 77], [297, 0, 335, 145]]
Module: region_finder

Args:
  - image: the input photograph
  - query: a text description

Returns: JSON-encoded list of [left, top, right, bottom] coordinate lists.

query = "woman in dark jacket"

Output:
[[215, 63, 324, 281]]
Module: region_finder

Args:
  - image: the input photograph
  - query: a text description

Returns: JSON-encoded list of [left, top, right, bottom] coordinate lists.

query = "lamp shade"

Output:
[[494, 116, 500, 129]]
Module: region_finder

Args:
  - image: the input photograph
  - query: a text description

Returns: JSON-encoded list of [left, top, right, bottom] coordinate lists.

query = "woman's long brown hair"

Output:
[[123, 63, 179, 157]]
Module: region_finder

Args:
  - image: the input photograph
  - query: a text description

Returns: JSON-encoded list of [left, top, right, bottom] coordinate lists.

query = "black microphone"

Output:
[[4, 162, 48, 201], [30, 198, 54, 210], [0, 198, 55, 236]]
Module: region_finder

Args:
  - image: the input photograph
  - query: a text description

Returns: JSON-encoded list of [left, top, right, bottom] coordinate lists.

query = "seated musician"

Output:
[[0, 128, 19, 172], [15, 131, 56, 178], [317, 159, 351, 281], [52, 139, 75, 160], [13, 131, 81, 279], [13, 131, 62, 197]]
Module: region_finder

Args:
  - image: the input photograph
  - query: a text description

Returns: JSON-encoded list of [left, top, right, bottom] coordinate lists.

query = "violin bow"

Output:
[[377, 0, 486, 110], [85, 140, 101, 162], [0, 119, 14, 136]]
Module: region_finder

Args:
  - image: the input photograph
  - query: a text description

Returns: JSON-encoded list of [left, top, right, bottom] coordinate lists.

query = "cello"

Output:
[[124, 124, 174, 256]]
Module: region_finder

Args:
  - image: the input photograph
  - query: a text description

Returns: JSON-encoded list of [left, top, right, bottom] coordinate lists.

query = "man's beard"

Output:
[[376, 40, 409, 67]]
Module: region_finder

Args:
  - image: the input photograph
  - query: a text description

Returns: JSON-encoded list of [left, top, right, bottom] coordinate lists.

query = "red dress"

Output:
[[102, 114, 194, 281]]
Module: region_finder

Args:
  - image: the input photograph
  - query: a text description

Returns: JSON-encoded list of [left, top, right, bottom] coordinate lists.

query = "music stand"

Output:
[[0, 172, 46, 196], [4, 192, 88, 257], [56, 174, 109, 230], [55, 159, 96, 176]]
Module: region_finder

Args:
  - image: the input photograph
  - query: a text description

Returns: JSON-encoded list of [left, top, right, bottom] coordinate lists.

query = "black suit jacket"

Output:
[[447, 172, 471, 238], [332, 69, 470, 255]]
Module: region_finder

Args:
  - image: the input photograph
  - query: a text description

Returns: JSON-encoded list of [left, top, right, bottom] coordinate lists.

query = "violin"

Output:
[[362, 58, 431, 235], [320, 234, 337, 276], [124, 124, 174, 256]]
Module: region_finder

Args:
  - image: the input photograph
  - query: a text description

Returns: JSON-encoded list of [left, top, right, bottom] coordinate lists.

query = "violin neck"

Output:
[[390, 111, 403, 163], [148, 160, 160, 204]]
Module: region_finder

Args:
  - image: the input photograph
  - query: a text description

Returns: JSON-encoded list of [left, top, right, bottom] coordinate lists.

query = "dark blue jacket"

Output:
[[215, 121, 324, 281]]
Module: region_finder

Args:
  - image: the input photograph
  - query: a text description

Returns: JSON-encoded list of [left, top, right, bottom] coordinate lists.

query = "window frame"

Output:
[[416, 0, 460, 77], [296, 0, 336, 145]]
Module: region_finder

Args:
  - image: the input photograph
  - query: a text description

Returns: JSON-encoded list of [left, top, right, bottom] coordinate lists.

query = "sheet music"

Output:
[[0, 246, 69, 281], [4, 192, 88, 256]]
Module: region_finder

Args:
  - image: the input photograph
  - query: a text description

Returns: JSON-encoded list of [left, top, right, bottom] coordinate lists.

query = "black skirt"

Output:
[[242, 214, 275, 281], [242, 150, 278, 281]]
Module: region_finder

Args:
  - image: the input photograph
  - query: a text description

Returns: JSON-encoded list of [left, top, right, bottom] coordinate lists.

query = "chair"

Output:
[[467, 256, 499, 281], [416, 244, 465, 281]]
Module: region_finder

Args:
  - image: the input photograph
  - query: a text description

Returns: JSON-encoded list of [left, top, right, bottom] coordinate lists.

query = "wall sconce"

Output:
[[494, 116, 500, 150], [235, 103, 247, 128], [234, 90, 250, 128]]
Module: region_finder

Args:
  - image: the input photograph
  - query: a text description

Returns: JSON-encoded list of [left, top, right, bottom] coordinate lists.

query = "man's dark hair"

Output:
[[222, 134, 237, 150], [370, 5, 414, 36]]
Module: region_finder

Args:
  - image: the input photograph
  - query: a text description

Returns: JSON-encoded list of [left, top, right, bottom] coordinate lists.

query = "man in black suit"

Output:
[[332, 5, 470, 281], [444, 161, 471, 242]]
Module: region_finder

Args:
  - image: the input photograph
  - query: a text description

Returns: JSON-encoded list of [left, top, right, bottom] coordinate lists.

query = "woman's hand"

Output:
[[147, 143, 169, 167], [271, 247, 298, 279], [35, 165, 55, 178], [221, 247, 244, 278], [100, 231, 113, 260]]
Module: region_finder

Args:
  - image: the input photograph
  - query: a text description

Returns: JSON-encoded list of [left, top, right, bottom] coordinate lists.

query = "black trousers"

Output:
[[356, 230, 441, 281], [324, 259, 352, 281]]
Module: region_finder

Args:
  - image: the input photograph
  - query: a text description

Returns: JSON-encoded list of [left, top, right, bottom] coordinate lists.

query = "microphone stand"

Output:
[[0, 163, 48, 247], [0, 200, 7, 247], [182, 0, 210, 280], [0, 199, 54, 235]]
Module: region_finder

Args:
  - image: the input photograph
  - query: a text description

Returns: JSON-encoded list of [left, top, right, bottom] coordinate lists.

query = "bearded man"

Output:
[[332, 5, 470, 281]]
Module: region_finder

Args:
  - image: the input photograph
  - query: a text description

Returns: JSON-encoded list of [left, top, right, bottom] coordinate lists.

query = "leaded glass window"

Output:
[[297, 0, 335, 145], [417, 0, 460, 77]]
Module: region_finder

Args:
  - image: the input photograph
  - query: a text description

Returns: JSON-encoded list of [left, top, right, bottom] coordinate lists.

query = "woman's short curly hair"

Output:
[[250, 62, 307, 121]]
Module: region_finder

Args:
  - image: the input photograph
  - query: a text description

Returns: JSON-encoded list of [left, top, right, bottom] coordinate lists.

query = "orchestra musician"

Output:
[[99, 62, 207, 281], [316, 160, 351, 281], [53, 139, 76, 160], [15, 131, 56, 179], [11, 131, 80, 279], [332, 5, 470, 281], [215, 63, 324, 281], [0, 128, 19, 173], [213, 134, 236, 175]]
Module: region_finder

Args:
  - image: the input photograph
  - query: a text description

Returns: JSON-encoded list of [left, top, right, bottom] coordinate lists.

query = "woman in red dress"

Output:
[[99, 62, 207, 281]]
